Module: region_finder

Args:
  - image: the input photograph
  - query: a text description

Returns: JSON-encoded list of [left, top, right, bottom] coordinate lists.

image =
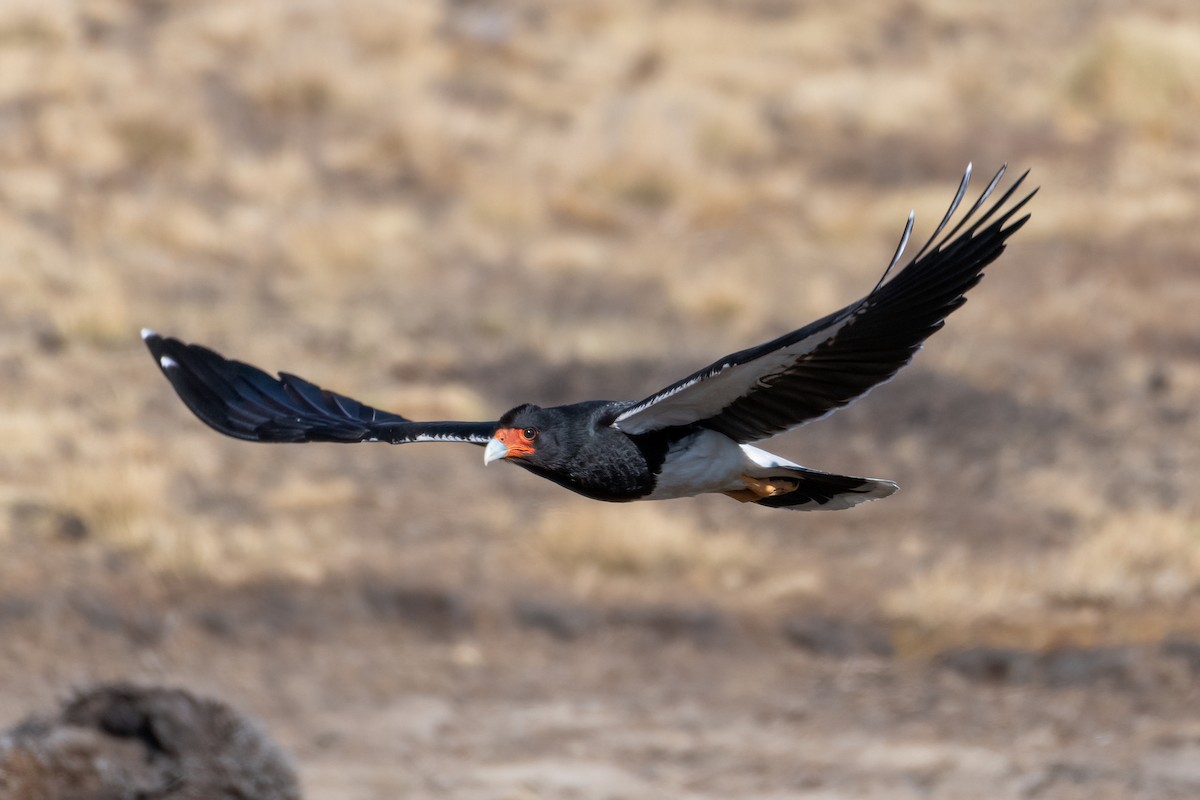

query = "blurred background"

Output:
[[1, 0, 1198, 797]]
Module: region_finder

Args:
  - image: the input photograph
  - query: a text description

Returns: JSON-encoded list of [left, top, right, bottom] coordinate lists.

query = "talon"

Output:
[[739, 475, 798, 498], [723, 489, 761, 503]]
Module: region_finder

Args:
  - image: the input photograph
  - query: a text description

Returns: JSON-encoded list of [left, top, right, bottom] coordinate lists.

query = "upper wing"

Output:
[[142, 331, 495, 445], [614, 164, 1036, 441]]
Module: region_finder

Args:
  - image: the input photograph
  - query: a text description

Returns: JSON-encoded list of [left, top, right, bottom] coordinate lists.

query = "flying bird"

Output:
[[144, 164, 1034, 511]]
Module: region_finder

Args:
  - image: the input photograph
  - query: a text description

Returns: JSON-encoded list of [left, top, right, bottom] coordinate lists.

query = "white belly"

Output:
[[645, 430, 752, 500]]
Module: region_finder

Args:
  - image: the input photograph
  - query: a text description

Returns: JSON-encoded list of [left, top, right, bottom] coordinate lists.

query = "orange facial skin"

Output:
[[492, 427, 537, 459]]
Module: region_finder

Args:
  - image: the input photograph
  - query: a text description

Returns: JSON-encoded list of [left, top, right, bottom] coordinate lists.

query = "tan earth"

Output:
[[2, 1, 1199, 797]]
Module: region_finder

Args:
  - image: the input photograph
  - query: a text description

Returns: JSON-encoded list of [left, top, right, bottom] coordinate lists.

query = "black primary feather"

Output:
[[614, 164, 1037, 442], [142, 331, 494, 445]]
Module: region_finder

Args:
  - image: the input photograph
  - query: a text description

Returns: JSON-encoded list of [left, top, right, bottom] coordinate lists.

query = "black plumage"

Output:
[[144, 335, 494, 445], [144, 164, 1034, 511], [612, 165, 1034, 441]]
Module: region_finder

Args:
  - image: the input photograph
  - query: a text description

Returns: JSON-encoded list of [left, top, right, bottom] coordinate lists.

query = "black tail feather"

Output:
[[749, 468, 898, 511]]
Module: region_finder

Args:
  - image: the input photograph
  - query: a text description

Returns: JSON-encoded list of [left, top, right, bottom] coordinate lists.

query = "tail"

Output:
[[730, 445, 898, 511]]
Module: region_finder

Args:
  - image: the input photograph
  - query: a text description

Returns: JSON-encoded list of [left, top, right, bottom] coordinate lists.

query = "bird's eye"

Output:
[[521, 427, 538, 441]]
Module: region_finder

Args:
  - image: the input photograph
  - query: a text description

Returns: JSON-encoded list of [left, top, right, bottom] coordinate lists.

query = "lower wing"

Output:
[[142, 330, 495, 445]]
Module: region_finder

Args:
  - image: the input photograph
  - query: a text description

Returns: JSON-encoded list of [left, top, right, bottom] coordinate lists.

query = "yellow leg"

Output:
[[724, 475, 799, 502]]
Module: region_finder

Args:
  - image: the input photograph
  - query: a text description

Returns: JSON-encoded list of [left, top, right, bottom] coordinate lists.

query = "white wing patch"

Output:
[[365, 432, 491, 444], [739, 444, 804, 470], [409, 432, 490, 444], [613, 312, 858, 435]]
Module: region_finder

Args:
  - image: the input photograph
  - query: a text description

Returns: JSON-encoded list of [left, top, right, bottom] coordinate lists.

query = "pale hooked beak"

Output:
[[483, 437, 508, 465]]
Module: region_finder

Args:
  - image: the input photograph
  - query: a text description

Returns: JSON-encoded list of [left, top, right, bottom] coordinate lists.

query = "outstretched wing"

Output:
[[142, 331, 495, 445], [614, 164, 1036, 442]]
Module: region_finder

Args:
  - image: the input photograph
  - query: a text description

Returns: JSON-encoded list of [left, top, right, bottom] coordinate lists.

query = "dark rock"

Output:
[[938, 646, 1041, 683], [513, 599, 600, 640], [0, 683, 300, 800], [73, 593, 124, 632], [71, 594, 169, 646], [33, 324, 66, 354], [607, 605, 725, 644], [194, 607, 241, 640], [1042, 647, 1134, 687], [1146, 365, 1170, 396], [363, 583, 472, 635], [8, 502, 89, 543], [1162, 637, 1200, 673], [781, 616, 894, 658], [213, 581, 320, 638], [939, 645, 1136, 686], [0, 598, 37, 623]]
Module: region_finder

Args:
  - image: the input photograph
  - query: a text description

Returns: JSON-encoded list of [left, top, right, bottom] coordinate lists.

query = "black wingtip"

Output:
[[142, 331, 421, 443], [141, 328, 185, 378], [142, 332, 264, 441], [141, 327, 163, 357], [140, 328, 174, 373]]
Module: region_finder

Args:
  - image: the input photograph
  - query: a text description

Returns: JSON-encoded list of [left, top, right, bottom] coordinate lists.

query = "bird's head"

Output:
[[484, 404, 547, 466]]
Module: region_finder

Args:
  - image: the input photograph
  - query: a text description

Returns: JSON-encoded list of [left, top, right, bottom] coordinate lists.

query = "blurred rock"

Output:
[[607, 605, 725, 645], [8, 502, 88, 543], [1146, 364, 1170, 396], [194, 606, 243, 641], [1042, 647, 1135, 687], [32, 324, 66, 355], [0, 594, 36, 616], [1161, 637, 1200, 674], [513, 598, 601, 641], [938, 646, 1041, 683], [71, 593, 170, 647], [362, 583, 473, 636], [781, 616, 894, 658], [938, 645, 1137, 686], [0, 683, 300, 800]]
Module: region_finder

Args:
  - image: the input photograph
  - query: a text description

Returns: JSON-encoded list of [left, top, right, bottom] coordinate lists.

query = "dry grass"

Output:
[[36, 435, 366, 583], [0, 0, 1197, 650], [52, 447, 171, 555], [1064, 16, 1200, 138], [1050, 512, 1200, 608], [46, 262, 137, 350], [526, 504, 766, 592], [885, 510, 1200, 651], [2, 3, 1200, 794]]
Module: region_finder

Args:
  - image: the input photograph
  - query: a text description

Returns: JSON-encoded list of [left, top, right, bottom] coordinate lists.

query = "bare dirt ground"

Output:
[[2, 1, 1200, 797]]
